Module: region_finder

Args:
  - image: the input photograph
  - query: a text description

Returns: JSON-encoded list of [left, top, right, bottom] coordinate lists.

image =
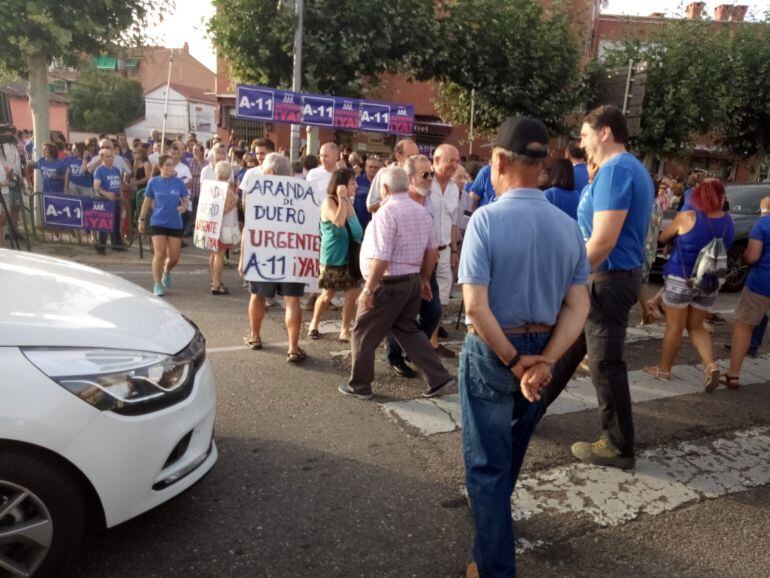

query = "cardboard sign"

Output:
[[194, 180, 228, 252], [241, 175, 321, 292]]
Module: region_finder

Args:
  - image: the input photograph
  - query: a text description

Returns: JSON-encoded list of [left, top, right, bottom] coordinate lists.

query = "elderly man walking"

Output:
[[340, 166, 455, 400], [459, 117, 590, 578]]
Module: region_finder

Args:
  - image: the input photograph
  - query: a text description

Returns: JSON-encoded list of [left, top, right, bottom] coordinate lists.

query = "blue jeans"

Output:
[[460, 331, 550, 578], [386, 271, 441, 364], [750, 314, 768, 354]]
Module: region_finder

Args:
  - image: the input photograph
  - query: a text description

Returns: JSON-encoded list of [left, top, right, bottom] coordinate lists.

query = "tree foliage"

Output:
[[68, 70, 145, 133], [597, 18, 770, 159], [208, 0, 438, 97], [424, 0, 583, 136], [0, 0, 160, 74]]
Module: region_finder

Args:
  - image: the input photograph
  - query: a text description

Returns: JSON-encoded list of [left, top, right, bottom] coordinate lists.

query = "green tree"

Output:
[[0, 1, 160, 187], [68, 70, 145, 133], [716, 23, 770, 158], [598, 20, 732, 159], [423, 0, 583, 136], [207, 0, 438, 97]]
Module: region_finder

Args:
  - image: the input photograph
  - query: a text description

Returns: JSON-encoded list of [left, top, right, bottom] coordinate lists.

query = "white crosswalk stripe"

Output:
[[509, 426, 770, 552], [381, 354, 770, 436]]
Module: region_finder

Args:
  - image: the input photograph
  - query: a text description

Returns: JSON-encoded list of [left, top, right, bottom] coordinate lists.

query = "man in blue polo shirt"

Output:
[[566, 140, 589, 194], [551, 105, 653, 470], [459, 117, 590, 578], [93, 148, 125, 254]]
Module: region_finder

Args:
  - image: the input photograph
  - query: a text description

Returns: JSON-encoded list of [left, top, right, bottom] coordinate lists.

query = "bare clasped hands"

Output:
[[511, 355, 554, 403]]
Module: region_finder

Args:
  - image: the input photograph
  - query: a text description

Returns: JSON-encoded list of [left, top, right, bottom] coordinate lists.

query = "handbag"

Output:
[[345, 219, 362, 280]]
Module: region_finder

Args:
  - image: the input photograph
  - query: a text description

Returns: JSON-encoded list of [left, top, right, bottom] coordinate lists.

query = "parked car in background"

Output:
[[0, 250, 218, 577], [653, 183, 770, 292]]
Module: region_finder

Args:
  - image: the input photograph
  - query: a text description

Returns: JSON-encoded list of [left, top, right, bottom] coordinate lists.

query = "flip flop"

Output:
[[719, 373, 740, 390], [643, 366, 672, 380], [308, 328, 320, 340]]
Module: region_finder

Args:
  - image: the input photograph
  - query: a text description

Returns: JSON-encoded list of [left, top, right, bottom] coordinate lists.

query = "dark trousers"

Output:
[[97, 201, 123, 248], [182, 197, 197, 237], [349, 274, 451, 394], [546, 271, 641, 457], [386, 271, 441, 364]]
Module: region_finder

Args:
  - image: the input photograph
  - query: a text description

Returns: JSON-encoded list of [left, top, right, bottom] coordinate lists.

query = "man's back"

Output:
[[460, 188, 588, 328]]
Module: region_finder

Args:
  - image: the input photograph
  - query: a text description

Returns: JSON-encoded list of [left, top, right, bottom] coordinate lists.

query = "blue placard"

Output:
[[235, 84, 416, 135], [360, 102, 390, 133], [301, 95, 335, 127], [236, 86, 275, 121], [43, 194, 116, 232], [43, 195, 84, 228]]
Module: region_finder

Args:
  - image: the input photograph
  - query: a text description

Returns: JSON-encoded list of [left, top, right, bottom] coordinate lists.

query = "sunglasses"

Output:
[[420, 171, 434, 179]]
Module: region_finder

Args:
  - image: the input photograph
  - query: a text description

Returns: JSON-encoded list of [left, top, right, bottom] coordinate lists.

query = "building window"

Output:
[[48, 79, 69, 94], [227, 110, 264, 142]]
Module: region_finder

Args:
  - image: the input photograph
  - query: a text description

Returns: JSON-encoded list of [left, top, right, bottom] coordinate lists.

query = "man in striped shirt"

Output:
[[340, 166, 455, 400]]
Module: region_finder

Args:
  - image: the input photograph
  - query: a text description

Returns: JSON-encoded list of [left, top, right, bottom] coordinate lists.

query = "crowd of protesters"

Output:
[[6, 104, 770, 577]]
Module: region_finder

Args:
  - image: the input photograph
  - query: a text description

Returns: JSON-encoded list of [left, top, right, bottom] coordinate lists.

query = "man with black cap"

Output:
[[458, 117, 590, 578]]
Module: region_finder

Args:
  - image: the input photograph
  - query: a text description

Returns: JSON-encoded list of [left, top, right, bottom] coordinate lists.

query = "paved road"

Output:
[[37, 244, 770, 577]]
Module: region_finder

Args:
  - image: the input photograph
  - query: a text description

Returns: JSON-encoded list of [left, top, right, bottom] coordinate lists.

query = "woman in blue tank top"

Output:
[[644, 179, 734, 391]]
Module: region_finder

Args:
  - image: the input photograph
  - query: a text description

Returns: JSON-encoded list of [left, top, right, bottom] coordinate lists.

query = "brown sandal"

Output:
[[287, 348, 307, 363], [718, 373, 740, 390], [704, 363, 720, 392], [643, 366, 671, 381], [243, 335, 262, 350]]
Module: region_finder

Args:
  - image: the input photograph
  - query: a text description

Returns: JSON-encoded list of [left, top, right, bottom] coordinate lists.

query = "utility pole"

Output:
[[469, 89, 476, 156], [290, 0, 304, 162], [160, 50, 175, 146]]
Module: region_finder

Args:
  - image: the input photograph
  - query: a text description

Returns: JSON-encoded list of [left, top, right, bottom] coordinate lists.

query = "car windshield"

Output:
[[727, 185, 770, 215]]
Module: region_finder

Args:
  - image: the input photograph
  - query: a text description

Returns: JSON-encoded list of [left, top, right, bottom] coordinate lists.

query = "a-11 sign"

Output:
[[236, 84, 415, 135]]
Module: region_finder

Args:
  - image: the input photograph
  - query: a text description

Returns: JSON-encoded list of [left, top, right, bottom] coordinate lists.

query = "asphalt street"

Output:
[[33, 242, 770, 578]]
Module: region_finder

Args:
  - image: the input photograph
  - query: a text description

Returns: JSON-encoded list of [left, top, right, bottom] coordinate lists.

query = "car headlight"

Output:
[[22, 332, 205, 415]]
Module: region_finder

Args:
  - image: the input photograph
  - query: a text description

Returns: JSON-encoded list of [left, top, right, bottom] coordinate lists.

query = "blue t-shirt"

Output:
[[144, 176, 188, 229], [578, 152, 654, 271], [66, 156, 93, 188], [746, 216, 770, 297], [459, 189, 589, 328], [573, 163, 589, 195], [544, 187, 579, 220], [38, 157, 65, 193], [94, 165, 123, 198], [354, 174, 373, 231], [469, 164, 496, 208]]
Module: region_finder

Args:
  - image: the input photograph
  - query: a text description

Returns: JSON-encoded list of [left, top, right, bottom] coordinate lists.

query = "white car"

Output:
[[0, 250, 217, 577]]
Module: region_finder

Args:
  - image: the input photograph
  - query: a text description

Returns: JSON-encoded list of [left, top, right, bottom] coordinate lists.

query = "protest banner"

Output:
[[43, 194, 115, 232], [194, 180, 228, 251], [241, 175, 321, 292]]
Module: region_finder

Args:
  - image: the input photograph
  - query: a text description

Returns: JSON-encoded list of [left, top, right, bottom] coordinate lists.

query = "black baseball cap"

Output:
[[494, 117, 549, 159]]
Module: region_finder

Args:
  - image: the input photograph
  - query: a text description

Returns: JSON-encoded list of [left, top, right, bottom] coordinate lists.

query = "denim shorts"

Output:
[[662, 275, 718, 311]]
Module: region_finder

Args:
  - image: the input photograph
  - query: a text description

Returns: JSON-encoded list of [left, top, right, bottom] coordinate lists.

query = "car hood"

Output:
[[0, 250, 194, 353]]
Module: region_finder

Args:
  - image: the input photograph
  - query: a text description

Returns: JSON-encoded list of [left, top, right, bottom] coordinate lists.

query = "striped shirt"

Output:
[[360, 192, 435, 278]]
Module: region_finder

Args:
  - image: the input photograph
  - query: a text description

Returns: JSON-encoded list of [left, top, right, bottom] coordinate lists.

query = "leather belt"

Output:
[[381, 273, 419, 284], [467, 324, 553, 335], [589, 267, 641, 281]]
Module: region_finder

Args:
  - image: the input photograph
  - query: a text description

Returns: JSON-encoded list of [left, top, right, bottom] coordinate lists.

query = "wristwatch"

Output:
[[363, 287, 373, 296], [506, 352, 521, 371]]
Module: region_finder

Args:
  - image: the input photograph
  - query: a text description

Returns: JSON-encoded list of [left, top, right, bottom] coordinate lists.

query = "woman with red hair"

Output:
[[644, 179, 734, 390]]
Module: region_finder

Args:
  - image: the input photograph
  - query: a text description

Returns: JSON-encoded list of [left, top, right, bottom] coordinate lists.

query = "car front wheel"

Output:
[[723, 243, 749, 293], [0, 449, 87, 578]]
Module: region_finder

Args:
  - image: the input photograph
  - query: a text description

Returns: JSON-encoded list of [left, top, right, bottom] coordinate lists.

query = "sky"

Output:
[[149, 1, 770, 74]]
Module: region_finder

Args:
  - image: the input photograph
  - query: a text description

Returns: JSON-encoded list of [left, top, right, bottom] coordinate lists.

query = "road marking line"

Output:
[[381, 355, 770, 436]]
